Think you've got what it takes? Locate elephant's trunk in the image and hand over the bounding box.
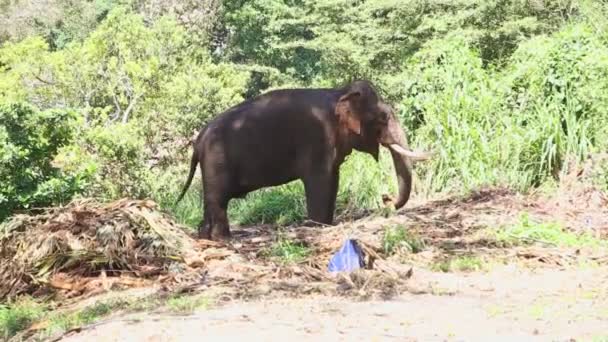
[388,146,413,209]
[382,114,431,209]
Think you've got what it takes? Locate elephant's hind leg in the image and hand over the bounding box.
[208,199,231,241]
[200,152,234,241]
[198,201,212,239]
[201,174,233,241]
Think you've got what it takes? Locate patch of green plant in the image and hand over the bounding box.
[494,212,605,248]
[433,256,486,273]
[0,102,91,222]
[526,300,550,320]
[0,297,47,339]
[229,182,307,226]
[590,336,608,342]
[264,235,311,264]
[0,297,134,339]
[382,225,425,255]
[161,185,203,231]
[166,294,210,314]
[46,298,131,335]
[22,293,213,339]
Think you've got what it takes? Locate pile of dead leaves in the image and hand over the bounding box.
[533,154,608,237]
[0,198,198,301]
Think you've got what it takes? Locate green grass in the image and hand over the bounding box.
[166,190,203,231]
[264,235,312,264]
[590,337,608,342]
[230,182,307,226]
[0,297,47,339]
[382,224,425,255]
[153,171,203,231]
[494,212,605,248]
[0,293,213,339]
[166,294,210,314]
[47,299,129,334]
[433,255,487,273]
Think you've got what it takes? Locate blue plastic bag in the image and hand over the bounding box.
[327,239,365,273]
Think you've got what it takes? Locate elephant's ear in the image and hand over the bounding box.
[335,91,362,135]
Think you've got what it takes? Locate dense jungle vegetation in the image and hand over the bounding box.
[1,0,607,226]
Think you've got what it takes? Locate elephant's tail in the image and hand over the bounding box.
[175,145,199,205]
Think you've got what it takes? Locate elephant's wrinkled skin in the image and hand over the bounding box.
[176,80,432,241]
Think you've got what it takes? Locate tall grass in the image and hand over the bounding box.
[404,21,608,195]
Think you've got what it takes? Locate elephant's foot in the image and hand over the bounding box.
[210,227,232,242]
[302,219,321,227]
[302,218,334,227]
[198,225,231,242]
[198,225,212,240]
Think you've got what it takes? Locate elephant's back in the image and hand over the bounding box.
[208,88,337,184]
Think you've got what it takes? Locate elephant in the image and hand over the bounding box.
[175,80,432,241]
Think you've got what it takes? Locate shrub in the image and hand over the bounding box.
[81,122,152,200]
[0,102,91,221]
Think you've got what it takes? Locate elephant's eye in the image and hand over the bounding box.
[378,111,388,123]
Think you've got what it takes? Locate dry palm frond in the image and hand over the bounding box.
[0,198,197,300]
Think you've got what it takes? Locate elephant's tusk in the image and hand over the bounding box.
[389,144,433,161]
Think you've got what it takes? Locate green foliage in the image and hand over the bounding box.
[0,36,51,103]
[218,0,576,88]
[504,22,608,172]
[494,212,605,248]
[0,298,47,339]
[400,37,506,193]
[230,182,307,226]
[49,300,119,333]
[81,123,151,200]
[265,236,311,264]
[153,59,249,137]
[433,255,487,273]
[403,20,608,194]
[166,294,210,313]
[382,224,425,255]
[0,102,92,221]
[157,181,202,230]
[0,0,117,47]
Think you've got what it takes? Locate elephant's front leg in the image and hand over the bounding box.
[303,168,339,225]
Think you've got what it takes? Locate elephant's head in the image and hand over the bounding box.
[335,80,432,209]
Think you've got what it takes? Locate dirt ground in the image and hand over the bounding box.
[60,265,608,341]
[47,183,608,342]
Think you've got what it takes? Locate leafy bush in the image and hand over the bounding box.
[81,123,152,200]
[503,23,608,179]
[400,37,505,193]
[0,102,91,221]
